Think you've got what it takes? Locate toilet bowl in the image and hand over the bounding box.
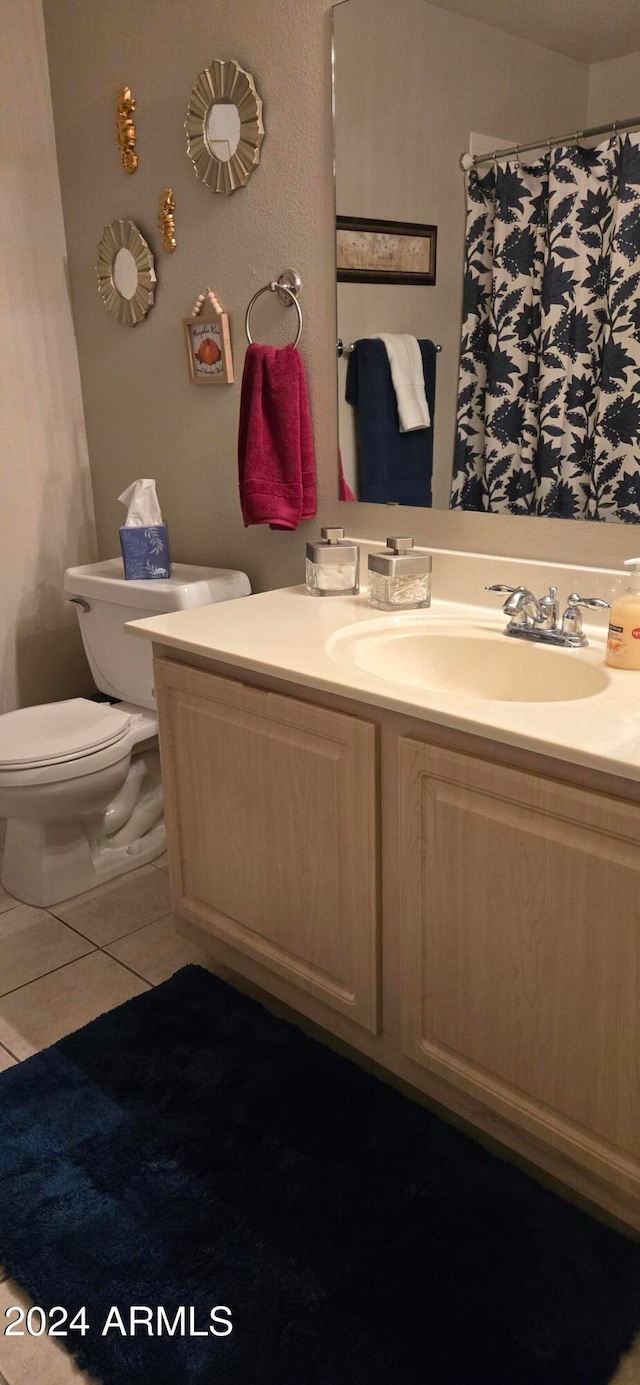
[0,700,162,906]
[0,559,251,907]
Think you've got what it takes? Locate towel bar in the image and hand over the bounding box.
[337,338,442,357]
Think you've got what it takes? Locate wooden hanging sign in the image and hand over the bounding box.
[184,288,234,385]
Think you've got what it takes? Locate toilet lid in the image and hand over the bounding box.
[0,699,132,769]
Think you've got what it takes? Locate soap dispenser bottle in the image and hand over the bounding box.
[305,528,359,596]
[606,558,640,669]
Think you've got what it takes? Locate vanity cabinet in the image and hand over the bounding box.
[153,651,640,1230]
[154,659,379,1032]
[399,737,640,1193]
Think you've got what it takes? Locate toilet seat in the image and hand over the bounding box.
[0,699,132,771]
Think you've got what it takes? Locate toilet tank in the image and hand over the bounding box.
[65,558,251,711]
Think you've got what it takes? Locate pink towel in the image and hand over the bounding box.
[338,449,356,502]
[238,343,317,529]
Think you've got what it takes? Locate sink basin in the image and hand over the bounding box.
[326,619,610,703]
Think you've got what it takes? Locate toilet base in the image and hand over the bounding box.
[1,748,166,908]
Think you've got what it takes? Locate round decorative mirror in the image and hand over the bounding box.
[185,58,264,194]
[96,219,156,326]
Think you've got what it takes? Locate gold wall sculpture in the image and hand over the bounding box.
[158,189,176,252]
[116,85,138,174]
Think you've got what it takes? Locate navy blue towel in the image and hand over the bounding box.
[346,338,436,506]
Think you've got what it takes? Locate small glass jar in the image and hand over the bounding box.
[305,528,359,597]
[367,537,432,611]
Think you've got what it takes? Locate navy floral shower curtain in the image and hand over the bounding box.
[450,134,640,520]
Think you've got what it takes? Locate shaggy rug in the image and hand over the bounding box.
[0,964,638,1384]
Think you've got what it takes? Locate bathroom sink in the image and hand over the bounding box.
[326,619,610,703]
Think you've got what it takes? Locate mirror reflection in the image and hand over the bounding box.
[113,247,138,301]
[333,0,640,522]
[206,99,242,163]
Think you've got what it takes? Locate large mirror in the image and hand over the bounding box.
[333,0,640,522]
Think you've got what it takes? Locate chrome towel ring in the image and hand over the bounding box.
[245,268,303,348]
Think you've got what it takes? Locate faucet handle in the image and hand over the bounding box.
[566,592,611,610]
[561,593,611,642]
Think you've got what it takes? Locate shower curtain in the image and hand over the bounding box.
[450,134,640,520]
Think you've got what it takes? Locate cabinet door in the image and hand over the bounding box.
[155,659,378,1032]
[399,737,640,1191]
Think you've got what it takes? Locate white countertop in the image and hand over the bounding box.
[127,580,640,784]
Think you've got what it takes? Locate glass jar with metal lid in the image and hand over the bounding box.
[305,528,360,596]
[367,537,432,610]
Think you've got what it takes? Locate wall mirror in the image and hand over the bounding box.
[113,247,138,300]
[333,0,640,522]
[186,58,264,195]
[96,219,156,327]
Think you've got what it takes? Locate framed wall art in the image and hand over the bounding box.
[184,288,234,384]
[336,216,437,285]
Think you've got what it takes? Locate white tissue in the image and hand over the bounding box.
[118,479,163,527]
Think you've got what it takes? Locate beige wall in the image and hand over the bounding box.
[587,50,640,124]
[42,0,640,583]
[0,0,97,713]
[42,0,337,595]
[334,0,589,505]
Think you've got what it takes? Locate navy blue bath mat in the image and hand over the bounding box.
[0,965,639,1384]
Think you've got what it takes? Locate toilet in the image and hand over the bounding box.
[0,558,250,908]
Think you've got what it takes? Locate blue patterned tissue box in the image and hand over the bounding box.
[119,525,171,580]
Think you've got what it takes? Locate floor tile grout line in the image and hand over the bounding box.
[97,947,154,989]
[41,904,176,951]
[0,953,157,1065]
[0,947,101,1007]
[0,1042,20,1063]
[1,908,102,958]
[0,902,23,919]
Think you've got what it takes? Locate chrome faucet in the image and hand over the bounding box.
[486,584,610,648]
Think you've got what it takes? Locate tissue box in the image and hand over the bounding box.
[119,525,171,580]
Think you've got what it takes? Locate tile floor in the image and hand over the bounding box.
[0,828,638,1383]
[0,831,211,1383]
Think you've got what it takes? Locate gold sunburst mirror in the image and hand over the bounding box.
[96,219,157,327]
[185,58,264,195]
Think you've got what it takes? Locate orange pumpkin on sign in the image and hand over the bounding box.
[195,336,221,367]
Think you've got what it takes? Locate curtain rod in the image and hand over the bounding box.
[460,113,640,171]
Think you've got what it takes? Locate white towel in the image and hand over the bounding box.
[376,334,431,433]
